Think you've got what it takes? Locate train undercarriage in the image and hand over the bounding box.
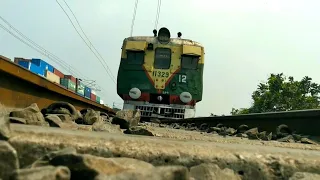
[123,100,196,120]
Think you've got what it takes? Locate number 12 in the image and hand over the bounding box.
[178,75,187,83]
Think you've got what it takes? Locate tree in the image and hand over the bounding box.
[231,73,320,115]
[231,108,250,115]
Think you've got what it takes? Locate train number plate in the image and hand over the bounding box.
[152,71,169,78]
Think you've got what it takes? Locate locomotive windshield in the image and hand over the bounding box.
[154,48,171,69]
[181,55,199,69]
[127,51,144,65]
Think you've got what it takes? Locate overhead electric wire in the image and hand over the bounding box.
[0,23,85,80]
[130,0,139,36]
[0,16,105,91]
[0,22,108,98]
[0,16,86,79]
[55,0,116,84]
[154,0,162,30]
[0,15,111,102]
[61,0,116,81]
[0,24,56,63]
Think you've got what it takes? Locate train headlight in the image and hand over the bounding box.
[129,87,141,99]
[180,92,192,103]
[157,27,171,44]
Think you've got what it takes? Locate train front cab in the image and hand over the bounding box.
[119,28,204,120]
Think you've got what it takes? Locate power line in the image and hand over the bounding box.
[61,0,116,81]
[55,1,115,96]
[0,15,112,104]
[130,0,139,36]
[0,16,85,78]
[55,0,116,84]
[0,24,55,63]
[154,0,162,30]
[0,16,103,91]
[0,22,84,80]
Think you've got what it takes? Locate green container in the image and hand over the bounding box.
[76,81,85,96]
[60,78,76,92]
[96,96,100,103]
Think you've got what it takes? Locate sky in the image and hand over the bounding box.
[1,0,320,117]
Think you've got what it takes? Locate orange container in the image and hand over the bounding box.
[90,93,96,101]
[53,68,64,78]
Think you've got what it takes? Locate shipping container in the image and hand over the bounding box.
[53,68,64,78]
[76,86,84,96]
[14,57,30,64]
[100,100,104,105]
[45,70,60,84]
[84,86,91,98]
[90,93,96,101]
[96,96,100,103]
[77,91,84,97]
[60,78,76,92]
[76,79,85,96]
[17,60,31,69]
[31,58,54,72]
[64,75,76,83]
[75,78,83,89]
[15,59,45,76]
[29,63,45,77]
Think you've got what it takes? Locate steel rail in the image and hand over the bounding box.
[160,109,320,136]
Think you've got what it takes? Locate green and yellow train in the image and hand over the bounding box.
[117,27,204,119]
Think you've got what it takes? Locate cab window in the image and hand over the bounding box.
[181,55,199,69]
[154,48,171,69]
[127,51,144,65]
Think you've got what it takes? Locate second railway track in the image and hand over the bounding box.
[159,109,320,137]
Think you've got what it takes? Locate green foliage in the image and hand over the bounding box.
[230,108,250,115]
[231,73,320,115]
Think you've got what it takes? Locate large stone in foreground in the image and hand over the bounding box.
[190,163,241,180]
[92,121,122,133]
[95,165,189,180]
[10,166,70,180]
[83,109,101,125]
[9,103,48,126]
[0,115,11,140]
[112,109,140,129]
[31,147,77,168]
[289,172,320,180]
[0,141,19,180]
[49,154,154,179]
[8,124,320,180]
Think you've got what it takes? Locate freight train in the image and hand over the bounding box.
[117,27,204,119]
[13,57,104,104]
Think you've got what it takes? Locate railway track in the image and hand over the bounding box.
[160,109,320,137]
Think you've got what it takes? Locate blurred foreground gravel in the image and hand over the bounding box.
[0,102,320,180]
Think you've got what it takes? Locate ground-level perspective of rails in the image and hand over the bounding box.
[2,0,320,178]
[1,26,320,179]
[1,51,320,179]
[1,100,320,180]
